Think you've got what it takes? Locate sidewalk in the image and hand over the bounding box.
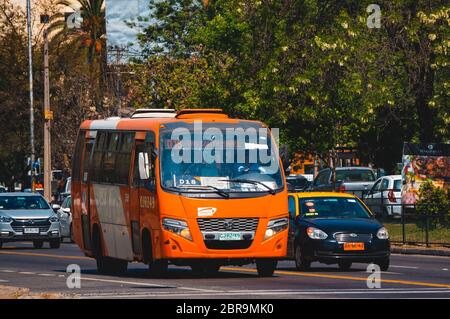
[391,244,450,257]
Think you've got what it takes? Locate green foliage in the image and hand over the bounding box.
[416,180,450,228]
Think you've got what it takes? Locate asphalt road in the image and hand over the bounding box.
[0,241,449,299]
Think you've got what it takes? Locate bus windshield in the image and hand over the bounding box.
[159,122,284,195]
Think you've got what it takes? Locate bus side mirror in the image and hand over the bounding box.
[138,152,150,180]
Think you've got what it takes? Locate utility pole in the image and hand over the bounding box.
[26,0,35,192]
[43,22,52,202]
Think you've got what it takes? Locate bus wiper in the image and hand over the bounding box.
[176,185,230,199]
[220,179,276,195]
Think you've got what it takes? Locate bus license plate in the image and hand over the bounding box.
[218,233,241,241]
[24,228,40,234]
[344,242,364,251]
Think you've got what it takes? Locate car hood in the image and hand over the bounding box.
[0,209,54,219]
[302,217,383,234]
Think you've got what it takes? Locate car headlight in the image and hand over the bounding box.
[377,227,389,239]
[0,215,12,223]
[162,218,192,241]
[306,227,328,240]
[49,216,59,223]
[264,217,288,240]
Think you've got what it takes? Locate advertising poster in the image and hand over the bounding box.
[401,143,450,204]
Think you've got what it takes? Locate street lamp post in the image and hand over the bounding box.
[42,15,52,201]
[26,0,35,191]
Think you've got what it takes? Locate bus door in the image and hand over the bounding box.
[80,131,95,251]
[129,132,157,257]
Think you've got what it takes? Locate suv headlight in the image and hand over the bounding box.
[49,216,59,223]
[162,218,192,241]
[377,227,389,239]
[0,215,12,223]
[306,227,328,240]
[264,217,288,240]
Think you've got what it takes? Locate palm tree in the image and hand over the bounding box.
[48,0,105,65]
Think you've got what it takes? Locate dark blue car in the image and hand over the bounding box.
[287,192,390,271]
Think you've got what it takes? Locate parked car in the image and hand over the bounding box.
[0,186,6,193]
[286,175,310,192]
[287,192,390,271]
[363,175,402,219]
[56,195,72,242]
[310,167,377,198]
[0,193,61,249]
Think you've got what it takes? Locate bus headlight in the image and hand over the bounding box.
[162,218,192,241]
[264,217,288,240]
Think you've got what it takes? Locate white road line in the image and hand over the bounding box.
[178,287,222,293]
[80,277,176,288]
[0,279,9,283]
[443,268,448,271]
[37,273,56,277]
[81,289,450,299]
[18,271,36,275]
[391,265,419,269]
[0,269,16,273]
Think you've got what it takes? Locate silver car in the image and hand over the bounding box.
[363,175,402,218]
[0,193,61,249]
[56,195,72,242]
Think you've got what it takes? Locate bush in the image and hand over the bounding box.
[415,180,450,229]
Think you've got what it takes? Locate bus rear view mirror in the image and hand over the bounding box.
[138,152,150,180]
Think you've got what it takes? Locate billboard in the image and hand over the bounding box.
[105,0,152,63]
[401,143,450,204]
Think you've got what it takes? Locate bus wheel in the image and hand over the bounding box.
[256,259,277,277]
[93,227,127,275]
[142,230,167,275]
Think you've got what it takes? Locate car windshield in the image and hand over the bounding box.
[299,197,372,219]
[336,169,375,182]
[160,122,284,195]
[0,196,50,210]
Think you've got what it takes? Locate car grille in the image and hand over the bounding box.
[334,233,372,242]
[11,218,51,233]
[197,218,259,232]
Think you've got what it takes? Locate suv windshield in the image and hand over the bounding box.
[0,196,50,210]
[336,169,375,182]
[160,122,284,195]
[299,197,372,219]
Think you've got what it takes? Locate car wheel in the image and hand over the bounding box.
[33,240,44,249]
[338,261,352,271]
[256,259,277,277]
[294,245,311,271]
[49,239,61,249]
[376,258,390,271]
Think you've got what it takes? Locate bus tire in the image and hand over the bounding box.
[93,225,127,275]
[142,229,167,275]
[256,259,277,277]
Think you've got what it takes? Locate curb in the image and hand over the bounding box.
[391,246,450,257]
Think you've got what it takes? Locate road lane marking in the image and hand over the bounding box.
[18,272,36,275]
[80,277,176,289]
[80,289,450,298]
[178,287,222,292]
[221,267,450,289]
[0,269,16,273]
[38,273,56,277]
[0,250,92,261]
[0,279,9,283]
[391,265,419,269]
[2,250,448,289]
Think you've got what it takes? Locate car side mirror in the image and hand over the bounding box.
[138,152,150,180]
[52,204,61,212]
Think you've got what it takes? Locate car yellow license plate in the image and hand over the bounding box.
[344,242,364,251]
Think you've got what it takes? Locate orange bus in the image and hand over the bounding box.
[71,109,288,276]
